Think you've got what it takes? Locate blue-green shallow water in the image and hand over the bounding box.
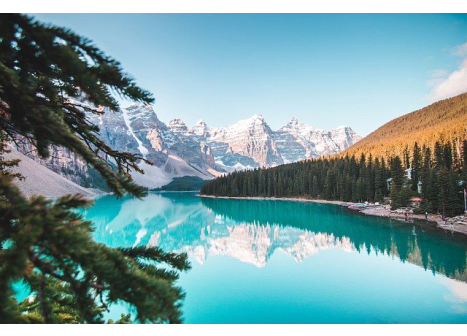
[56,192,467,323]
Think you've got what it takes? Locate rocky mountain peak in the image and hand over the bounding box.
[289,117,299,124]
[227,114,269,133]
[248,114,266,124]
[251,114,264,120]
[168,118,188,133]
[191,119,209,137]
[125,103,155,117]
[280,117,316,134]
[25,102,361,190]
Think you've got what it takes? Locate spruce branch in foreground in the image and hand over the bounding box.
[0,14,191,323]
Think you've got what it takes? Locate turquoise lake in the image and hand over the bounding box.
[81,192,467,323]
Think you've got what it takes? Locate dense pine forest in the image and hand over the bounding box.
[201,139,467,217]
[202,93,467,217]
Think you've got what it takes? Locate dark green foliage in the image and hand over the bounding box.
[392,186,414,209]
[202,155,392,203]
[0,14,152,197]
[411,142,422,192]
[389,156,405,209]
[14,274,106,323]
[202,140,466,217]
[155,176,207,191]
[201,196,467,281]
[0,14,190,323]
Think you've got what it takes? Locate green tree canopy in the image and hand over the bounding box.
[0,14,190,323]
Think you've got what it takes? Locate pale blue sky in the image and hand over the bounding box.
[33,14,467,136]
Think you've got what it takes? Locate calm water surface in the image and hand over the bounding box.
[82,192,467,323]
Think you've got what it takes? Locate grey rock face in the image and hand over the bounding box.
[16,103,361,189]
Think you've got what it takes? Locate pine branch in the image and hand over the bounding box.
[0,14,191,324]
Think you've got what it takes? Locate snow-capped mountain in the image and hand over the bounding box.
[16,103,361,190]
[85,103,219,188]
[201,114,284,170]
[85,103,361,183]
[190,113,361,170]
[274,118,360,163]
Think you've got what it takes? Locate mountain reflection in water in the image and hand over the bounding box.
[85,192,467,283]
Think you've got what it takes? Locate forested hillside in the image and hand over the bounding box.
[201,94,467,216]
[342,93,467,159]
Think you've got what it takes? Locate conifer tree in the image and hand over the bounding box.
[437,167,450,215]
[434,142,445,168]
[374,158,384,202]
[411,142,422,192]
[390,156,405,209]
[200,137,465,216]
[0,14,190,323]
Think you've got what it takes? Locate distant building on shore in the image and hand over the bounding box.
[386,168,422,194]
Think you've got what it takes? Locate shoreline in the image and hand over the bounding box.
[198,195,467,235]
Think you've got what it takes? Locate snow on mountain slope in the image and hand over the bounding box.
[15,101,360,191]
[191,119,208,137]
[5,146,98,198]
[206,114,283,168]
[86,104,221,188]
[191,114,361,168]
[122,107,150,157]
[275,118,362,160]
[168,119,188,133]
[130,162,173,189]
[130,155,214,189]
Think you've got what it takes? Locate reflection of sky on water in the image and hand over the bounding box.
[439,278,467,314]
[86,193,467,279]
[81,192,467,323]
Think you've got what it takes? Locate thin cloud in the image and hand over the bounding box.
[428,42,467,101]
[429,69,448,78]
[427,69,448,88]
[454,42,467,56]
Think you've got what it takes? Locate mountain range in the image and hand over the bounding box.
[12,93,467,197]
[15,102,361,192]
[94,104,360,186]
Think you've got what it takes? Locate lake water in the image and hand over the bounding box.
[81,192,467,323]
